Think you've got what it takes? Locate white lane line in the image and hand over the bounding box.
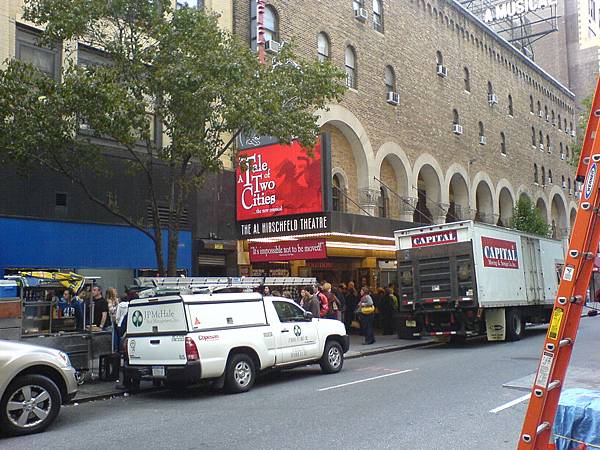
[318,369,414,392]
[489,393,531,414]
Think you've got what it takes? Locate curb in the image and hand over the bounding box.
[346,339,438,359]
[72,340,437,403]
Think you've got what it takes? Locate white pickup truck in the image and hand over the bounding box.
[123,292,349,393]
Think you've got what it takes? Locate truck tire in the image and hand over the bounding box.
[320,340,344,374]
[0,374,62,437]
[506,308,525,341]
[224,353,256,394]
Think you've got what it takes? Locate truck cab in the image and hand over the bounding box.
[124,290,349,393]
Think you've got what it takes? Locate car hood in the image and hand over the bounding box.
[0,339,62,358]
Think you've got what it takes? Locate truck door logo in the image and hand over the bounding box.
[585,163,597,200]
[481,237,519,269]
[294,325,302,336]
[132,310,144,327]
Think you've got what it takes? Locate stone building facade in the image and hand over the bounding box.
[232,0,579,237]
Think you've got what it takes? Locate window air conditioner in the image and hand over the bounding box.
[386,91,400,106]
[437,64,448,78]
[479,135,487,145]
[546,115,550,122]
[547,146,552,154]
[565,127,571,134]
[538,111,544,118]
[539,143,545,151]
[571,130,576,137]
[452,124,463,135]
[354,7,368,21]
[488,93,498,105]
[562,181,567,188]
[560,153,565,160]
[548,177,552,184]
[569,189,573,195]
[265,40,281,54]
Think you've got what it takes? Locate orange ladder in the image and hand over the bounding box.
[518,75,600,448]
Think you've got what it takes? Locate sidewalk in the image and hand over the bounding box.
[72,333,435,403]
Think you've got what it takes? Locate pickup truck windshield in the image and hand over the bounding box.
[273,301,306,322]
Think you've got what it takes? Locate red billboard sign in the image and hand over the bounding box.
[248,239,327,263]
[236,140,323,222]
[481,236,519,269]
[411,230,458,248]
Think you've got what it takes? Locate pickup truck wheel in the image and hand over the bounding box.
[0,374,61,437]
[506,308,525,342]
[225,354,256,394]
[320,341,344,374]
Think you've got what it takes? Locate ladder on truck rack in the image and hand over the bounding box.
[518,76,600,448]
[135,276,318,290]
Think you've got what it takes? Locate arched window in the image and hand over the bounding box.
[548,169,553,184]
[564,118,568,130]
[539,130,544,148]
[530,95,534,113]
[568,177,572,192]
[373,0,383,32]
[378,186,389,218]
[332,174,345,212]
[537,100,542,115]
[317,33,330,62]
[508,94,513,116]
[532,126,536,146]
[558,113,562,130]
[544,105,548,120]
[345,46,357,89]
[452,109,460,125]
[487,81,493,95]
[562,175,565,188]
[560,142,564,159]
[500,132,506,155]
[436,50,444,66]
[566,145,570,158]
[551,110,555,125]
[479,121,485,137]
[264,6,279,43]
[464,67,470,92]
[546,134,551,151]
[384,65,396,93]
[570,121,574,132]
[534,164,539,184]
[541,166,546,185]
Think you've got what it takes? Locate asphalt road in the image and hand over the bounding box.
[4,317,600,450]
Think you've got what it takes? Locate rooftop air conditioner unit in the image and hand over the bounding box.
[437,64,448,78]
[452,124,463,135]
[488,93,498,105]
[265,39,281,54]
[354,7,368,21]
[479,135,487,145]
[386,91,400,106]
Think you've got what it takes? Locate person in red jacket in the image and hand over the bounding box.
[313,285,329,318]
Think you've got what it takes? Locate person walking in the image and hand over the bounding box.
[304,286,321,319]
[91,286,109,330]
[344,281,359,332]
[356,286,375,345]
[322,282,341,320]
[380,287,398,335]
[332,284,346,322]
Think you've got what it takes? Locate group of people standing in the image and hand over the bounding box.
[277,281,399,346]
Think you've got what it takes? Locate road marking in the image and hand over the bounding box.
[489,393,531,414]
[318,369,414,392]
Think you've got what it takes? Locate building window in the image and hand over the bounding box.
[558,114,562,130]
[532,127,536,146]
[564,118,568,130]
[317,32,330,62]
[560,142,564,159]
[534,164,539,184]
[16,25,61,80]
[566,145,570,159]
[373,0,383,32]
[55,192,67,207]
[562,175,565,188]
[551,110,555,125]
[332,174,345,212]
[500,132,507,155]
[537,100,542,115]
[436,50,444,67]
[378,187,389,218]
[464,67,470,92]
[453,109,460,126]
[539,130,544,148]
[508,95,513,116]
[547,134,551,151]
[541,166,546,186]
[548,169,553,184]
[353,0,363,11]
[479,121,485,138]
[568,177,572,191]
[384,65,396,93]
[570,121,574,132]
[530,95,534,113]
[264,5,279,43]
[345,46,357,89]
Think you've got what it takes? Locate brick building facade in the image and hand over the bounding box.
[233,0,579,238]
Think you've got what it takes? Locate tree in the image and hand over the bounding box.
[510,197,551,237]
[571,95,593,166]
[0,0,346,275]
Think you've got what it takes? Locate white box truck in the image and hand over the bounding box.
[394,221,566,342]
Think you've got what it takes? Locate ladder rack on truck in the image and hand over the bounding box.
[517,76,600,448]
[134,277,318,295]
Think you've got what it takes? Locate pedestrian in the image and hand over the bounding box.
[303,286,321,318]
[332,284,346,322]
[316,285,329,318]
[345,281,359,332]
[107,287,119,325]
[58,288,83,330]
[322,282,341,320]
[91,285,109,330]
[380,287,398,335]
[356,286,375,345]
[263,286,272,296]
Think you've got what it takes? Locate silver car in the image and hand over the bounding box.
[0,340,78,436]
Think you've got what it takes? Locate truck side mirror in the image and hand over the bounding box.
[303,311,313,321]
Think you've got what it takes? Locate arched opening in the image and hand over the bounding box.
[536,197,548,224]
[414,164,441,225]
[332,173,346,212]
[570,207,577,231]
[550,194,567,239]
[498,187,514,227]
[475,181,494,224]
[317,32,330,62]
[446,173,469,222]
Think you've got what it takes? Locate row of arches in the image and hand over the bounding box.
[317,104,576,238]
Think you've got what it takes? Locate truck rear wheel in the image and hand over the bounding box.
[224,353,256,394]
[506,308,525,341]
